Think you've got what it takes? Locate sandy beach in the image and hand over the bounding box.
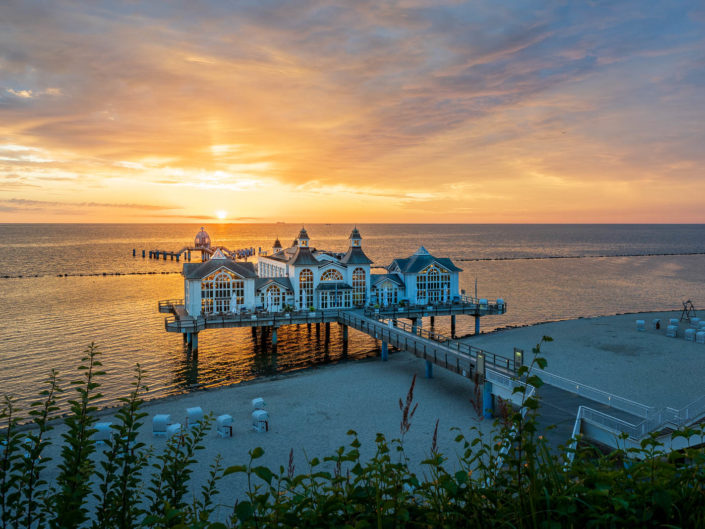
[34,350,495,517]
[464,310,705,409]
[22,309,705,518]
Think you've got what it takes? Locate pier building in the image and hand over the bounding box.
[159,226,508,392]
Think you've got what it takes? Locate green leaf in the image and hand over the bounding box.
[235,500,253,521]
[253,465,275,484]
[250,446,265,459]
[223,465,247,476]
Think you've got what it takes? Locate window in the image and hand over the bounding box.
[262,284,282,311]
[352,268,366,306]
[299,269,314,309]
[320,269,343,281]
[201,269,244,314]
[374,283,397,306]
[416,264,450,304]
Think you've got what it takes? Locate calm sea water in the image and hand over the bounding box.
[1,223,705,410]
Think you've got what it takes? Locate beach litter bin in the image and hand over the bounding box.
[166,423,182,439]
[696,331,705,344]
[636,320,645,331]
[93,422,112,445]
[186,406,204,428]
[685,328,696,342]
[153,414,171,437]
[216,414,233,438]
[666,325,678,338]
[252,397,266,410]
[252,410,269,432]
[652,319,661,330]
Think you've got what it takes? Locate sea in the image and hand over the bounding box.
[2,223,705,411]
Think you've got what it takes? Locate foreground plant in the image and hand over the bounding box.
[51,342,105,529]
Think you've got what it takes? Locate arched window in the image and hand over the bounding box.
[299,269,314,309]
[320,269,343,281]
[416,264,450,304]
[352,268,366,306]
[201,269,244,314]
[262,284,282,311]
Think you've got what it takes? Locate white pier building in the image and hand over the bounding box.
[181,226,465,316]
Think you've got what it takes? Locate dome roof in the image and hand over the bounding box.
[297,227,309,240]
[349,226,362,240]
[273,237,282,249]
[194,227,211,248]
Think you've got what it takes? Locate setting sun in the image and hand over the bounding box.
[215,210,227,220]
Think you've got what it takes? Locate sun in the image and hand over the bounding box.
[215,210,227,220]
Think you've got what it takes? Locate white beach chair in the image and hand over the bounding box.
[685,328,696,342]
[690,317,701,328]
[666,325,678,338]
[636,320,645,331]
[153,414,171,437]
[166,423,182,439]
[186,407,204,429]
[252,410,269,432]
[251,397,266,410]
[216,414,233,438]
[93,422,113,445]
[669,318,679,326]
[699,321,705,331]
[696,331,705,344]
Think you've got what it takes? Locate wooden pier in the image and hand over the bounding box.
[158,297,513,379]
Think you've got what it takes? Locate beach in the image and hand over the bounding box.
[464,310,705,409]
[21,309,705,517]
[35,350,495,517]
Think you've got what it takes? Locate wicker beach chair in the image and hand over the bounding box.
[153,414,171,437]
[186,406,204,429]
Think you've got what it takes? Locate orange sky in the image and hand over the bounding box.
[1,1,704,223]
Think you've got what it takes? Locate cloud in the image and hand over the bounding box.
[0,0,703,221]
[0,198,178,211]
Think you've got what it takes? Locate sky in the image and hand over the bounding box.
[1,1,704,223]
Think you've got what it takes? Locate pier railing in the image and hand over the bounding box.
[164,309,343,332]
[538,370,653,419]
[339,312,518,376]
[364,298,506,318]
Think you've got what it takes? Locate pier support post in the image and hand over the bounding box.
[430,316,435,327]
[451,315,456,337]
[425,360,433,379]
[191,332,199,353]
[251,326,257,339]
[411,318,418,334]
[132,248,136,257]
[142,249,146,258]
[381,341,388,361]
[482,380,494,419]
[342,324,348,344]
[182,332,188,343]
[325,322,330,341]
[474,316,480,335]
[272,327,278,345]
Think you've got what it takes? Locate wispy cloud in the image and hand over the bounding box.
[0,0,703,222]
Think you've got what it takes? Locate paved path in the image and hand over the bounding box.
[534,384,641,453]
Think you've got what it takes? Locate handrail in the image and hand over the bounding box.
[354,312,517,373]
[538,370,653,419]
